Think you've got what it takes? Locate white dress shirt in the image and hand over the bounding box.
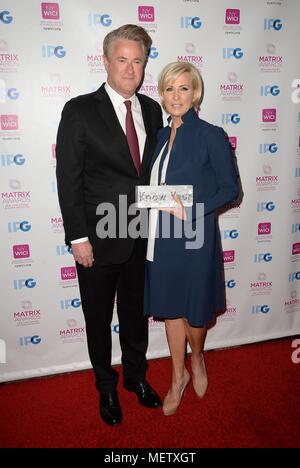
[71,82,146,244]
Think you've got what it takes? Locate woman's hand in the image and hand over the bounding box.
[160,193,187,220]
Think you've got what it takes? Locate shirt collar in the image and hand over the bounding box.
[105,82,138,110]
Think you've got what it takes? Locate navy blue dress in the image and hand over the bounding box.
[144,108,239,327]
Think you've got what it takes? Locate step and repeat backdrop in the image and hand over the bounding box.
[0,0,299,382]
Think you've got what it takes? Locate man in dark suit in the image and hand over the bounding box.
[56,24,163,425]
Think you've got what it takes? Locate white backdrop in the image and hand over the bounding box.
[0,0,299,382]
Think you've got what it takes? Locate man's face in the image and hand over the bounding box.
[103,39,145,99]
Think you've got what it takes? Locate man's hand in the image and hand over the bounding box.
[160,193,187,221]
[71,240,94,268]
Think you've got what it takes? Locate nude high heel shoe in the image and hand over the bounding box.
[192,354,208,398]
[162,370,190,416]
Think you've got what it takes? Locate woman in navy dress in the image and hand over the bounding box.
[144,62,239,416]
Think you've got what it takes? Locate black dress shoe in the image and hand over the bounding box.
[123,379,162,408]
[99,391,122,425]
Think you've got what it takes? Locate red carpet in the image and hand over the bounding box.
[0,336,299,448]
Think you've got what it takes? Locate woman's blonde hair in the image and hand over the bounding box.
[158,62,203,111]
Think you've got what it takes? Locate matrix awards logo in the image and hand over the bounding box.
[0,40,19,73]
[12,243,32,267]
[86,42,106,74]
[256,222,272,242]
[284,290,300,314]
[256,165,278,192]
[219,72,244,101]
[177,43,203,70]
[40,3,63,31]
[224,8,241,34]
[41,73,71,100]
[217,299,237,322]
[140,73,159,100]
[1,180,31,209]
[261,108,277,131]
[13,300,41,326]
[259,44,283,73]
[59,320,85,343]
[0,114,21,140]
[250,272,272,296]
[60,266,77,288]
[290,189,300,212]
[50,215,64,234]
[218,202,240,219]
[297,136,300,156]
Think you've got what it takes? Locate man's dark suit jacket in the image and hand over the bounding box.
[56,84,163,265]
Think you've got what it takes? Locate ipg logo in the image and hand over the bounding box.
[254,253,272,263]
[8,220,31,233]
[252,305,270,314]
[264,19,282,31]
[221,229,239,240]
[20,335,41,346]
[225,279,236,288]
[88,13,112,27]
[148,47,158,59]
[180,17,202,29]
[257,201,275,212]
[259,143,278,155]
[0,10,13,24]
[0,82,19,102]
[260,85,280,97]
[60,298,81,309]
[221,113,240,124]
[289,271,300,282]
[13,278,36,289]
[42,45,66,59]
[292,223,300,233]
[222,48,243,59]
[56,245,72,256]
[0,153,26,166]
[295,168,300,177]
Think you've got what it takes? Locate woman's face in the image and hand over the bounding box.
[161,72,196,120]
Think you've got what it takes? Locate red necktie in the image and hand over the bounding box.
[124,100,141,175]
